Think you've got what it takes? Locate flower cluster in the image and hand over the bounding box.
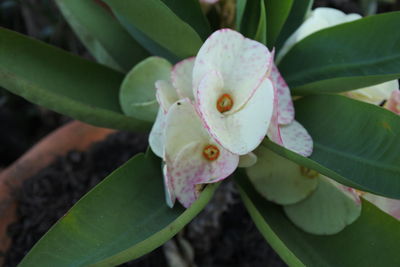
[149,29,313,208]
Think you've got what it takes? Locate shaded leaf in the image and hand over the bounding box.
[265,0,294,49]
[264,94,400,199]
[254,0,267,44]
[103,0,203,59]
[20,152,218,266]
[279,12,400,94]
[236,171,400,267]
[0,28,151,131]
[55,0,149,72]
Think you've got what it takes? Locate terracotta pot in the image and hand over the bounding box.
[0,121,115,261]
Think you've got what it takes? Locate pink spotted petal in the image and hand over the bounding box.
[171,57,195,99]
[197,71,274,155]
[193,29,272,111]
[168,141,239,208]
[280,120,313,157]
[270,63,294,125]
[363,193,400,220]
[155,80,179,113]
[267,77,283,145]
[386,90,400,115]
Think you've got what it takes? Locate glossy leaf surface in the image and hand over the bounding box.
[265,94,400,199]
[55,0,149,72]
[236,172,400,267]
[279,12,400,94]
[103,0,203,59]
[0,28,151,131]
[20,153,218,266]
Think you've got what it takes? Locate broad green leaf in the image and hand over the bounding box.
[160,0,211,40]
[264,94,400,199]
[120,57,172,122]
[116,15,180,63]
[103,0,203,59]
[254,0,267,44]
[284,176,361,235]
[235,172,400,267]
[275,0,313,50]
[0,28,151,131]
[20,152,218,266]
[279,12,400,95]
[55,0,149,72]
[246,146,318,205]
[235,0,248,30]
[265,0,294,49]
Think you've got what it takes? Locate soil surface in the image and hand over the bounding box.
[4,131,286,267]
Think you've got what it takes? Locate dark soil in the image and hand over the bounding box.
[4,131,286,267]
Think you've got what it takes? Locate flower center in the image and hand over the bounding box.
[203,145,220,161]
[216,94,233,113]
[299,166,319,179]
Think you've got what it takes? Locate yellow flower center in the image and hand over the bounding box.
[216,94,233,113]
[203,145,220,161]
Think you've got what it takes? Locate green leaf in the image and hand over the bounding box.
[239,0,262,39]
[246,146,318,205]
[55,0,149,72]
[236,172,400,267]
[20,152,218,266]
[265,0,294,49]
[103,0,203,59]
[264,94,400,199]
[0,28,151,131]
[253,0,267,44]
[235,0,248,30]
[284,176,361,235]
[275,0,313,51]
[279,12,400,95]
[160,0,211,40]
[120,57,172,122]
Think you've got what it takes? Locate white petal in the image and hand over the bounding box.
[266,77,283,145]
[149,108,167,158]
[155,80,179,113]
[277,7,361,62]
[238,152,258,168]
[280,120,313,157]
[363,193,400,220]
[346,80,399,105]
[193,29,272,110]
[270,64,294,125]
[171,57,195,99]
[163,163,175,207]
[168,141,239,208]
[386,89,400,115]
[164,99,209,160]
[197,71,274,155]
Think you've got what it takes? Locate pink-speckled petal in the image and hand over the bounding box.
[267,77,283,145]
[193,29,272,110]
[149,108,167,158]
[280,120,313,157]
[363,193,400,220]
[155,80,179,113]
[270,64,294,125]
[171,57,195,99]
[386,90,400,115]
[169,141,239,208]
[164,99,210,161]
[197,71,274,155]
